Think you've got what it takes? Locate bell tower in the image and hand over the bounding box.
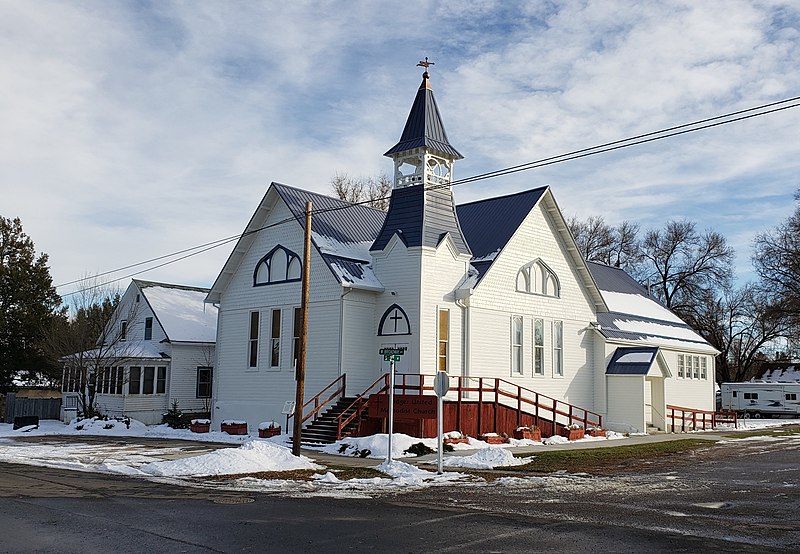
[384,58,463,189]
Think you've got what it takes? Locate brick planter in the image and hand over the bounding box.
[587,429,606,437]
[221,422,248,435]
[513,428,542,441]
[478,434,509,445]
[560,428,585,441]
[258,426,281,438]
[189,422,210,433]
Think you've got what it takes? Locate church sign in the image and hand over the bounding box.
[368,394,437,419]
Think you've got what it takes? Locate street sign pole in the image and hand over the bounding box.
[433,371,450,475]
[387,358,395,465]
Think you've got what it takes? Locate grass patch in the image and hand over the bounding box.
[507,439,716,474]
[197,465,385,483]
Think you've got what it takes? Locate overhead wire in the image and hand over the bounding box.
[57,95,800,298]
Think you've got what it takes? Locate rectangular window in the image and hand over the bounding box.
[438,309,449,372]
[156,366,166,394]
[144,317,153,340]
[129,367,141,394]
[744,392,759,400]
[120,320,127,341]
[197,367,213,398]
[511,316,523,375]
[552,321,563,377]
[96,368,104,395]
[102,367,111,394]
[293,307,302,369]
[249,311,259,368]
[109,367,117,395]
[786,393,797,401]
[700,357,707,380]
[116,367,124,394]
[270,308,281,368]
[677,355,685,378]
[142,366,155,394]
[692,356,700,379]
[534,319,544,376]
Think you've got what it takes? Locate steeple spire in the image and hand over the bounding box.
[384,58,462,189]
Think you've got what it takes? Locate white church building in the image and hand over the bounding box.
[206,67,718,437]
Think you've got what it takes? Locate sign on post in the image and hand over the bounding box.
[433,371,449,475]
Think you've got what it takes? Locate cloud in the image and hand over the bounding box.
[1,0,798,295]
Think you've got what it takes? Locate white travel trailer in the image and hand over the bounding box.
[720,382,800,418]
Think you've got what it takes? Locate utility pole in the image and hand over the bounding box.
[292,200,312,456]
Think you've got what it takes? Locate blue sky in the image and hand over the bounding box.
[1,1,799,297]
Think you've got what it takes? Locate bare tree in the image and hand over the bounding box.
[640,219,734,317]
[567,216,642,271]
[753,190,800,333]
[46,277,140,418]
[685,286,792,382]
[330,172,392,211]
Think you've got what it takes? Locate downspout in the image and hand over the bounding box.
[338,286,353,379]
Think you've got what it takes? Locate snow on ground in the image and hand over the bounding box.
[442,446,525,469]
[139,440,319,477]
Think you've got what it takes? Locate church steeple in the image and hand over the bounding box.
[384,59,463,189]
[371,60,471,256]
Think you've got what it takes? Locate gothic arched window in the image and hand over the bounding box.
[516,259,560,298]
[253,245,302,287]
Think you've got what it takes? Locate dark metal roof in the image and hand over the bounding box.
[384,73,462,159]
[597,311,709,346]
[456,187,548,260]
[606,346,659,375]
[370,185,470,255]
[587,261,650,296]
[273,183,386,245]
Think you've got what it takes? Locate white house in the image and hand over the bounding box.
[206,67,717,435]
[62,280,217,424]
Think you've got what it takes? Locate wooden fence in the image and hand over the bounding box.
[4,393,62,422]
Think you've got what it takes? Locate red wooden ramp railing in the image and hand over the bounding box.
[334,372,602,440]
[286,374,346,431]
[336,373,390,440]
[667,404,737,432]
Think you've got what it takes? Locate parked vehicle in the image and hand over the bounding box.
[720,382,800,418]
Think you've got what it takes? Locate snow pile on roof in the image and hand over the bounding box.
[141,284,217,342]
[68,340,168,361]
[611,318,707,343]
[312,233,373,261]
[139,440,319,477]
[326,256,384,290]
[442,446,525,469]
[602,291,684,323]
[761,365,800,382]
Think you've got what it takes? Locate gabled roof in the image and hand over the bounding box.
[206,184,388,302]
[587,262,718,354]
[384,72,462,160]
[606,346,658,375]
[134,280,217,343]
[457,187,548,260]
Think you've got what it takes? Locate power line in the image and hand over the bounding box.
[58,95,800,298]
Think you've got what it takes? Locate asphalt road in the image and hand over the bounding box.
[1,434,798,553]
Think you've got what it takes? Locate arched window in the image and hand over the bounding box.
[516,259,560,298]
[253,245,302,287]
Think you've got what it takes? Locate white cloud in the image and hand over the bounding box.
[0,0,798,296]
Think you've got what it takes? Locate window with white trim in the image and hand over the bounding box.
[511,316,523,375]
[197,367,213,398]
[534,318,544,376]
[700,357,707,380]
[677,355,685,378]
[552,321,563,377]
[438,309,449,372]
[144,317,153,341]
[270,308,281,368]
[677,354,707,380]
[248,311,259,368]
[129,367,141,394]
[516,260,560,297]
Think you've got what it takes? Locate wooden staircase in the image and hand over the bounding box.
[300,396,360,443]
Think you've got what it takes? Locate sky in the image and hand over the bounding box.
[1,0,799,300]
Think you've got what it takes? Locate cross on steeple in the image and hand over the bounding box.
[417,57,434,72]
